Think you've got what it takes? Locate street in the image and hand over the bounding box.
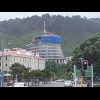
[32,81,65,87]
[31,81,87,87]
[4,81,87,87]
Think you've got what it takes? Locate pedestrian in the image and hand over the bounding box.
[87,80,91,87]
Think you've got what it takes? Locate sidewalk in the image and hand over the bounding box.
[76,84,87,87]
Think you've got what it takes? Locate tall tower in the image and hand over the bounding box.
[26,22,64,64]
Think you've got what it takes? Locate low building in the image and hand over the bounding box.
[0,48,45,72]
[64,56,73,64]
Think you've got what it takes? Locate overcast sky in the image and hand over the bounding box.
[0,12,100,21]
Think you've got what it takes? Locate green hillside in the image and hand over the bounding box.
[0,14,100,56]
[0,31,93,56]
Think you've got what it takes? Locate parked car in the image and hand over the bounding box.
[64,80,73,87]
[71,80,75,84]
[96,78,100,81]
[9,82,28,87]
[56,79,65,82]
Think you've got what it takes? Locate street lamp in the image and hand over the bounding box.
[0,38,4,87]
[0,39,11,87]
[1,39,4,73]
[37,53,40,84]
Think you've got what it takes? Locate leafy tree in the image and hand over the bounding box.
[10,63,30,81]
[73,32,100,78]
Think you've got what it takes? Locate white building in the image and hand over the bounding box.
[64,56,73,64]
[0,48,45,72]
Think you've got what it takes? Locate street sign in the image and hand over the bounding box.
[76,66,92,77]
[74,65,93,87]
[85,66,92,77]
[76,69,81,77]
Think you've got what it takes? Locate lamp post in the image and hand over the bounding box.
[38,56,39,71]
[37,54,40,86]
[0,38,4,87]
[0,39,11,87]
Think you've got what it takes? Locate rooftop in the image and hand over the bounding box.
[0,49,43,59]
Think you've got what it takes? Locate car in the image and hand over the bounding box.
[64,80,73,87]
[71,80,75,84]
[96,78,100,81]
[56,79,65,82]
[9,82,28,87]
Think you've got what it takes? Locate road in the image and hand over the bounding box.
[4,81,87,87]
[31,81,87,87]
[31,81,73,87]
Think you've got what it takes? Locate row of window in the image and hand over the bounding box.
[0,63,7,66]
[0,57,36,62]
[0,60,44,67]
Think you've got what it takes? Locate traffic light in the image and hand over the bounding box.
[82,60,88,70]
[77,60,82,69]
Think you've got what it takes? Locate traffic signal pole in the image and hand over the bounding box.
[80,73,83,87]
[74,65,77,87]
[91,64,93,87]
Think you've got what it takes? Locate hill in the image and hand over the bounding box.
[0,14,100,56]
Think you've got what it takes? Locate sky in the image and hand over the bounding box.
[0,12,100,21]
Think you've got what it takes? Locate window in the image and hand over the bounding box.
[6,57,7,60]
[6,64,7,66]
[0,63,1,66]
[0,57,1,60]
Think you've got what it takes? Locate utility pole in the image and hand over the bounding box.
[91,64,93,87]
[37,53,40,85]
[80,73,83,87]
[80,62,83,87]
[1,39,4,72]
[74,65,77,87]
[50,60,51,71]
[1,38,4,87]
[38,56,39,70]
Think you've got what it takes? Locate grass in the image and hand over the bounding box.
[93,82,100,87]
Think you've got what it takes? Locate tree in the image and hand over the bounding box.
[73,32,100,79]
[10,63,30,81]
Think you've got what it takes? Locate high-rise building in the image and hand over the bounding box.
[26,33,64,64]
[26,21,65,64]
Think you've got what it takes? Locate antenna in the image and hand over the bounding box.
[23,12,25,19]
[44,21,46,33]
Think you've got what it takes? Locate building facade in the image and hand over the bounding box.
[26,32,65,64]
[64,56,73,64]
[0,48,45,72]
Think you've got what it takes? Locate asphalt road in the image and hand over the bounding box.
[32,81,67,87]
[5,81,87,87]
[31,81,87,87]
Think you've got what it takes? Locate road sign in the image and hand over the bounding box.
[76,66,92,77]
[74,65,93,87]
[76,69,81,77]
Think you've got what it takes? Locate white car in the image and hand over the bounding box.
[56,79,65,82]
[64,80,73,87]
[9,82,28,87]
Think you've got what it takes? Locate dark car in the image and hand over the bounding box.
[96,78,100,81]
